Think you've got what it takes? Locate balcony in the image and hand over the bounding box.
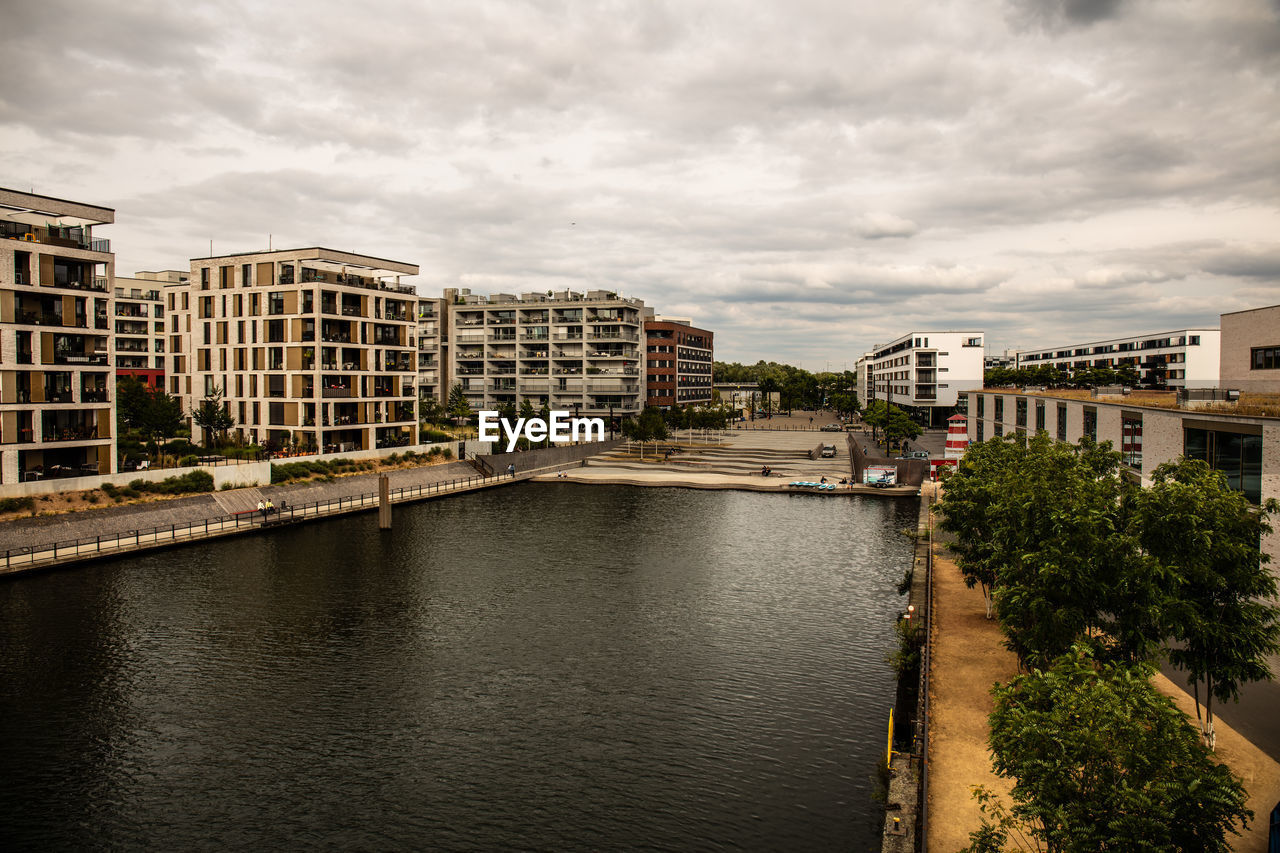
[322,387,354,398]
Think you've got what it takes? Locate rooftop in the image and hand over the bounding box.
[979,386,1280,419]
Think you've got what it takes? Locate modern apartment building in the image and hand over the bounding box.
[1014,329,1220,388]
[171,248,419,454]
[1220,304,1280,393]
[448,288,646,417]
[865,331,985,426]
[417,295,449,408]
[964,388,1279,565]
[114,271,179,388]
[644,313,714,409]
[0,188,115,482]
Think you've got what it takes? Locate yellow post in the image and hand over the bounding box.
[886,707,895,768]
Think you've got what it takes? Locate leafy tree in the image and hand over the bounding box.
[622,406,669,459]
[518,398,537,421]
[419,396,445,425]
[138,386,185,441]
[1134,458,1280,748]
[191,387,235,447]
[446,383,472,421]
[115,376,151,432]
[938,436,1027,618]
[963,646,1251,853]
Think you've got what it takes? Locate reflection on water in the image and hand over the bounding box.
[1,484,916,851]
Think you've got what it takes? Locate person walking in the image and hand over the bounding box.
[507,463,516,476]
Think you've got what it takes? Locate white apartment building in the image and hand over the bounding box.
[170,248,419,454]
[449,288,646,417]
[416,295,448,407]
[114,271,178,388]
[1014,329,1220,388]
[0,188,115,482]
[865,331,985,426]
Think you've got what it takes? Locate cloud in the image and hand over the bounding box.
[3,0,1278,368]
[853,213,919,240]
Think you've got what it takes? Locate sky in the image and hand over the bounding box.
[3,0,1278,370]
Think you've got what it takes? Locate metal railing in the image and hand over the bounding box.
[2,470,518,573]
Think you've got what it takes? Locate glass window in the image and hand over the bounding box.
[1015,398,1027,429]
[1057,404,1067,442]
[994,396,1004,422]
[977,395,985,418]
[1183,426,1262,504]
[1035,400,1046,433]
[1121,413,1142,469]
[976,421,984,442]
[1083,407,1097,442]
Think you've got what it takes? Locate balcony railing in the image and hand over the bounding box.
[322,387,353,398]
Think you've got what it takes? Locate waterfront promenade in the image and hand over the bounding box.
[924,481,1280,852]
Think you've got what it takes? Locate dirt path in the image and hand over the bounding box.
[926,480,1280,851]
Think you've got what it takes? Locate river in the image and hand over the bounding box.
[1,483,916,851]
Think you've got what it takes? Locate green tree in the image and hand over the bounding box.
[419,396,445,426]
[191,387,235,447]
[115,376,150,432]
[446,383,472,421]
[622,406,669,459]
[138,386,185,441]
[1134,458,1280,749]
[963,646,1251,853]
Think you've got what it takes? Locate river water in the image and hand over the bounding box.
[1,483,916,851]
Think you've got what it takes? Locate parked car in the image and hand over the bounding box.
[820,423,844,431]
[820,444,837,458]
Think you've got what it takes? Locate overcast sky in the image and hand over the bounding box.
[3,0,1278,369]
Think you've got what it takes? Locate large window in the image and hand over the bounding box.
[1251,346,1280,370]
[1083,407,1097,442]
[977,395,985,419]
[994,396,1004,423]
[1121,413,1142,469]
[1057,403,1067,442]
[1184,425,1262,504]
[1015,398,1027,430]
[1035,400,1046,433]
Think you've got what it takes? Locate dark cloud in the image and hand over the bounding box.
[3,0,1278,367]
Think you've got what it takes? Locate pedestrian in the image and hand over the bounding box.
[257,499,265,520]
[265,498,275,515]
[507,463,515,476]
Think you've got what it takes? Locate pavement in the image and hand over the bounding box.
[0,460,478,553]
[534,423,919,496]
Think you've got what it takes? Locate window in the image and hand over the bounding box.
[977,395,985,419]
[241,263,251,287]
[1251,347,1280,370]
[1035,400,1045,433]
[1083,407,1097,442]
[994,396,1004,422]
[1121,413,1142,469]
[976,420,984,442]
[1015,398,1027,430]
[1185,426,1262,504]
[1056,403,1067,442]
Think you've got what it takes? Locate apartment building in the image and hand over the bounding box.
[964,388,1279,565]
[1014,329,1220,388]
[865,331,985,427]
[171,248,419,454]
[1220,304,1280,393]
[449,288,646,417]
[114,271,180,388]
[0,188,115,482]
[417,295,449,407]
[644,313,714,409]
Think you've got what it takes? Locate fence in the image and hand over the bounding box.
[2,469,517,574]
[917,488,935,849]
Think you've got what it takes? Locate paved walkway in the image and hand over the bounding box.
[0,460,480,567]
[925,482,1280,852]
[534,430,919,496]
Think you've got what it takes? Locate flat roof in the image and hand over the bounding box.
[1220,304,1280,317]
[190,246,418,276]
[0,187,115,226]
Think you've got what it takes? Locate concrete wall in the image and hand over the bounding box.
[477,439,623,473]
[0,459,273,498]
[1221,305,1280,393]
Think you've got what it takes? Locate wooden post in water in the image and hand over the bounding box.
[378,474,391,529]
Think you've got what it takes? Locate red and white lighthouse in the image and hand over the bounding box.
[944,414,969,460]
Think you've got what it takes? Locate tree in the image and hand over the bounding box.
[963,646,1251,853]
[419,396,445,426]
[115,376,150,432]
[622,406,669,459]
[191,387,235,447]
[137,386,185,441]
[1134,459,1280,748]
[446,383,472,421]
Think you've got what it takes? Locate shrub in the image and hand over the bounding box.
[420,428,454,444]
[101,483,118,497]
[0,496,35,513]
[440,449,453,460]
[387,453,400,464]
[179,454,200,467]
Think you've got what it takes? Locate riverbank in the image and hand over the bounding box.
[924,481,1280,852]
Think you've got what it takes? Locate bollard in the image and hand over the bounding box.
[378,474,391,529]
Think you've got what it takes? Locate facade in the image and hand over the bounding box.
[1220,304,1280,393]
[0,188,116,482]
[643,313,714,409]
[114,271,178,388]
[448,288,646,417]
[866,331,985,427]
[416,295,449,408]
[171,248,419,453]
[964,389,1280,565]
[1014,329,1220,388]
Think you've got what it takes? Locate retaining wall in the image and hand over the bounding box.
[476,439,623,473]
